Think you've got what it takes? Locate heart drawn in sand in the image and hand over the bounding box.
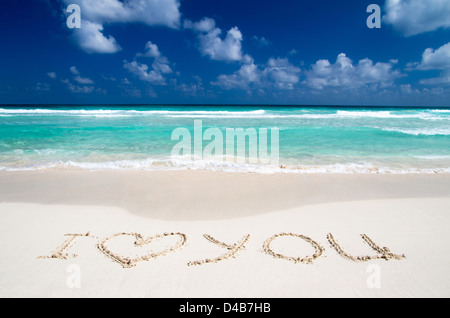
[97,232,188,268]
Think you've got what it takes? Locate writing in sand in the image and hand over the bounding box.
[38,231,406,268]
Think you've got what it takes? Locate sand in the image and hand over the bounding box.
[0,170,449,297]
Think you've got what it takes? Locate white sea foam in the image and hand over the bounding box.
[381,127,450,136]
[1,108,449,121]
[413,155,450,160]
[64,158,161,170]
[148,110,266,116]
[0,108,266,117]
[337,111,394,118]
[0,108,123,115]
[1,158,449,174]
[333,111,441,120]
[171,111,446,120]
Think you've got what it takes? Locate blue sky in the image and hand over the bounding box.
[1,0,450,106]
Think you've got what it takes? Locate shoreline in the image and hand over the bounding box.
[1,170,450,220]
[2,163,450,175]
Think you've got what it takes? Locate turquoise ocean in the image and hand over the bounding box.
[1,106,449,174]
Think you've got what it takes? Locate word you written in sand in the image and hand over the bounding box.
[38,231,406,268]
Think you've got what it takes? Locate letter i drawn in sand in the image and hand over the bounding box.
[38,232,93,260]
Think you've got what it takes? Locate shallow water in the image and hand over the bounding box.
[1,106,449,173]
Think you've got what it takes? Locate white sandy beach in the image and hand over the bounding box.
[0,170,449,297]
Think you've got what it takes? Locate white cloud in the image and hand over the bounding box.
[212,55,300,90]
[213,57,260,89]
[62,79,95,94]
[185,17,244,62]
[152,57,173,75]
[124,42,173,84]
[66,0,181,27]
[253,36,270,47]
[184,17,216,33]
[412,42,450,86]
[136,41,173,75]
[120,77,142,97]
[400,84,420,94]
[383,0,450,36]
[70,85,95,93]
[400,84,413,94]
[63,0,181,53]
[69,66,94,84]
[74,21,122,54]
[137,41,161,58]
[69,66,80,75]
[47,72,57,79]
[420,70,450,86]
[61,66,98,93]
[399,84,450,97]
[418,42,450,70]
[123,60,165,84]
[175,76,206,96]
[264,58,301,90]
[74,75,94,85]
[33,82,50,92]
[304,53,401,90]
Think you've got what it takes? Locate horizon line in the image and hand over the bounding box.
[1,104,450,109]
